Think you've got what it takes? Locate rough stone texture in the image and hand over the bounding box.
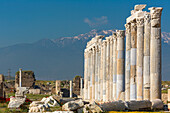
[100,100,126,111]
[0,74,5,98]
[29,88,41,94]
[151,99,164,110]
[73,76,83,97]
[126,100,152,111]
[149,7,163,101]
[168,89,170,110]
[8,96,26,108]
[83,102,103,113]
[15,70,36,88]
[62,99,84,111]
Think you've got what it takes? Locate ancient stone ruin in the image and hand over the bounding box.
[0,74,5,98]
[15,69,36,88]
[83,4,163,103]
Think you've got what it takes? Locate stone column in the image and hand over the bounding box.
[102,40,107,102]
[168,89,170,110]
[88,50,91,100]
[100,42,104,101]
[84,51,88,100]
[19,68,22,87]
[110,36,114,101]
[98,40,102,101]
[80,78,83,97]
[95,46,98,100]
[143,13,151,100]
[106,37,110,102]
[116,30,125,101]
[136,17,144,100]
[70,80,73,98]
[92,47,96,101]
[113,33,117,100]
[125,23,131,101]
[90,49,93,101]
[56,80,61,95]
[149,7,163,101]
[130,21,137,100]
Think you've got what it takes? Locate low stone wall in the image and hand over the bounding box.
[29,89,41,94]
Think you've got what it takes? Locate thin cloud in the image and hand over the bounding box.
[84,16,108,27]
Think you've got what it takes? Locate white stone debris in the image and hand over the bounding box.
[29,96,60,112]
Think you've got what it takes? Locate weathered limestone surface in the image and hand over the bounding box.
[168,89,170,110]
[143,13,151,100]
[113,33,117,100]
[130,21,137,100]
[151,99,164,110]
[70,81,73,98]
[116,30,125,101]
[126,100,152,111]
[100,100,126,111]
[106,36,110,102]
[0,74,5,98]
[136,17,144,100]
[15,70,36,88]
[149,7,163,101]
[125,23,131,101]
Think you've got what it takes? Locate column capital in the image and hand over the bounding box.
[125,23,131,33]
[116,30,125,39]
[148,7,163,27]
[112,33,117,39]
[144,13,151,25]
[131,22,137,31]
[136,17,144,27]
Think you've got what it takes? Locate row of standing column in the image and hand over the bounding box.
[125,7,163,101]
[84,31,125,102]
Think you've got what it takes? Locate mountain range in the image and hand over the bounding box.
[0,29,169,81]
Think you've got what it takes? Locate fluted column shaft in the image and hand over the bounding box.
[95,46,98,100]
[125,23,131,101]
[92,47,96,101]
[136,17,144,100]
[84,51,88,100]
[116,30,125,101]
[110,37,113,101]
[102,40,107,102]
[106,37,110,102]
[70,80,73,98]
[149,7,163,101]
[143,13,151,100]
[100,43,103,101]
[90,49,92,101]
[113,34,117,100]
[130,22,137,100]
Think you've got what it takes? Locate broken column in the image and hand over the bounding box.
[113,33,117,100]
[70,80,73,98]
[0,74,5,98]
[136,17,144,100]
[149,7,163,101]
[130,21,137,100]
[125,23,131,101]
[116,30,125,101]
[143,13,151,100]
[168,89,170,110]
[19,68,22,87]
[56,80,61,96]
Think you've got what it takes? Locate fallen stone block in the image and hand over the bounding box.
[126,100,152,111]
[151,99,164,110]
[99,100,125,111]
[83,102,103,113]
[8,96,26,108]
[62,99,84,111]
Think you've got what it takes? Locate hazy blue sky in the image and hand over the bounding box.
[0,0,169,47]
